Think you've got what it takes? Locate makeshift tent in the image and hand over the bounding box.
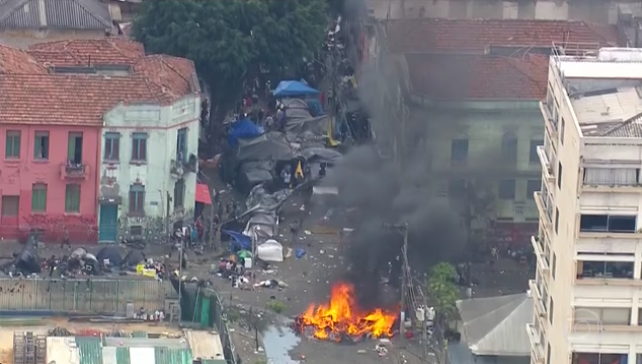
[456,293,532,357]
[257,239,284,262]
[221,132,293,184]
[96,246,123,266]
[223,230,252,251]
[228,119,264,146]
[237,161,275,194]
[273,80,319,98]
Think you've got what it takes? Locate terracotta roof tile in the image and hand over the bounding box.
[0,39,198,126]
[387,19,619,53]
[405,53,549,100]
[0,74,164,126]
[0,45,47,74]
[28,38,145,65]
[134,55,195,100]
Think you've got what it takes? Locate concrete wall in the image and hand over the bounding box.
[367,0,628,24]
[0,124,100,242]
[100,96,200,240]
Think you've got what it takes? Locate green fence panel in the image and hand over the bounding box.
[76,337,104,364]
[115,347,131,364]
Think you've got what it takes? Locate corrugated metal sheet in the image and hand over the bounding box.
[102,346,118,364]
[130,347,155,364]
[76,336,104,364]
[0,278,175,314]
[115,347,131,364]
[0,0,111,29]
[154,348,192,364]
[131,331,148,338]
[104,338,187,349]
[46,337,80,364]
[186,330,224,360]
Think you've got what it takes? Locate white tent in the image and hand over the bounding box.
[456,293,532,357]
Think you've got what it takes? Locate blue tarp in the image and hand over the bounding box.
[228,119,264,146]
[223,230,252,251]
[273,80,319,98]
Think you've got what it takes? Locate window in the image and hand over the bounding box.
[67,132,83,164]
[577,259,634,279]
[580,214,637,233]
[129,184,145,215]
[529,139,543,163]
[176,127,188,162]
[549,298,554,324]
[574,354,629,364]
[552,253,556,279]
[498,179,516,199]
[501,132,518,162]
[31,184,47,212]
[131,133,147,162]
[1,196,19,216]
[557,162,562,189]
[575,307,630,326]
[555,207,559,234]
[450,138,468,162]
[104,132,119,161]
[174,179,185,210]
[34,131,49,160]
[5,130,20,158]
[583,168,639,186]
[560,118,565,145]
[64,184,80,213]
[526,180,540,200]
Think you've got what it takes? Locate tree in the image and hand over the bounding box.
[133,0,327,129]
[427,262,459,323]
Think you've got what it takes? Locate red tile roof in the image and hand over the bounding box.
[387,19,619,53]
[0,45,47,74]
[28,38,145,65]
[0,39,198,126]
[0,74,166,126]
[405,53,549,100]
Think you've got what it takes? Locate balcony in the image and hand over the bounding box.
[536,146,555,184]
[526,324,545,363]
[575,260,637,286]
[539,101,558,138]
[572,308,642,333]
[529,279,547,319]
[581,167,642,193]
[534,192,553,227]
[531,236,550,272]
[578,214,641,239]
[60,163,87,179]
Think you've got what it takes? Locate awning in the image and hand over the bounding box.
[195,183,212,204]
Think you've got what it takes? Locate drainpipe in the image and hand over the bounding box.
[94,127,101,240]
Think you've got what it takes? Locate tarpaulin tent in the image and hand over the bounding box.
[273,80,319,98]
[223,230,252,251]
[228,119,264,146]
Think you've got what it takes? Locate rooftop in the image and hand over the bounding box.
[0,0,112,31]
[386,19,619,54]
[554,47,642,138]
[0,39,198,126]
[406,53,549,100]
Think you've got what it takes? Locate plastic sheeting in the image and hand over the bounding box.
[240,184,292,239]
[223,230,252,251]
[257,239,284,262]
[228,118,264,147]
[273,80,319,97]
[296,147,343,164]
[234,132,293,162]
[96,247,123,266]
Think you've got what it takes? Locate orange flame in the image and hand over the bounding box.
[297,282,397,341]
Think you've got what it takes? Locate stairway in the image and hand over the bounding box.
[13,332,25,364]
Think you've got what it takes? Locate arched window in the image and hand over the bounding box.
[501,132,518,162]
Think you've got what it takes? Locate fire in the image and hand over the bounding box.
[296,282,397,341]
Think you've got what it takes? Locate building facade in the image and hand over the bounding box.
[530,46,642,364]
[99,97,200,243]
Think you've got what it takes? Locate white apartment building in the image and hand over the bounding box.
[530,46,642,364]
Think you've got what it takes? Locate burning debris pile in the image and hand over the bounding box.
[295,282,397,343]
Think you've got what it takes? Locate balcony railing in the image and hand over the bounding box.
[526,323,545,363]
[60,163,87,179]
[534,192,553,227]
[531,236,550,273]
[537,146,555,183]
[539,101,558,133]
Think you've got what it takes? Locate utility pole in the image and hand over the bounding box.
[208,188,216,250]
[166,191,173,245]
[399,222,408,340]
[421,288,429,359]
[464,182,474,296]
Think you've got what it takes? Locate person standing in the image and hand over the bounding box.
[60,227,71,249]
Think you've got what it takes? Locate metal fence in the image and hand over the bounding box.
[181,287,237,364]
[0,278,177,314]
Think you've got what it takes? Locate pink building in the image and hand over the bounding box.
[0,39,198,244]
